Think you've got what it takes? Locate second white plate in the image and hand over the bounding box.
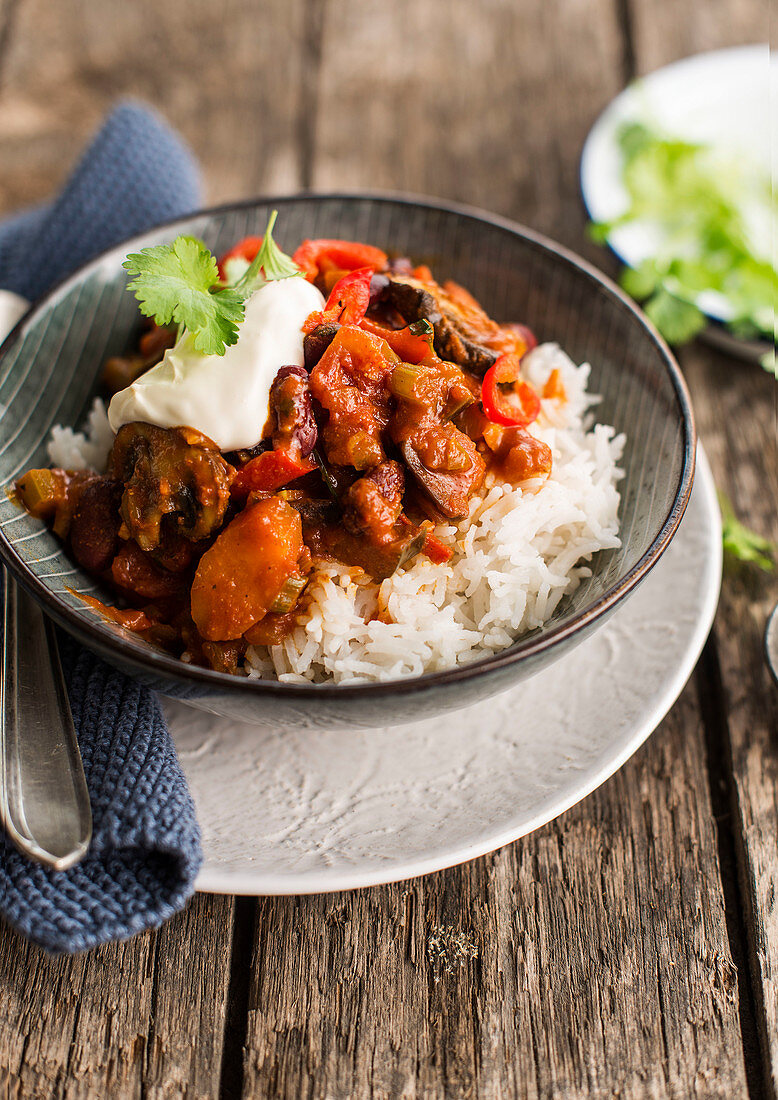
[580,44,774,360]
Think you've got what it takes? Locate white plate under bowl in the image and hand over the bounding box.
[166,447,721,896]
[580,44,774,359]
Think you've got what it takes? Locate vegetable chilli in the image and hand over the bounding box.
[16,218,576,678]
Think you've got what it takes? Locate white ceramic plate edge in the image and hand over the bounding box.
[191,447,721,896]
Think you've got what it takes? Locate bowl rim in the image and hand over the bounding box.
[0,189,696,699]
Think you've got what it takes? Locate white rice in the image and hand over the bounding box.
[48,397,115,471]
[48,344,624,685]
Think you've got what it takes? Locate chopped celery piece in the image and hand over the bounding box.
[269,574,308,614]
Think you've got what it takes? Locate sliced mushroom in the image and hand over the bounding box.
[400,424,485,519]
[107,422,233,551]
[384,277,498,376]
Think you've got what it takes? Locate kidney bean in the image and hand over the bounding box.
[386,257,414,276]
[368,273,390,305]
[111,540,187,599]
[69,478,122,574]
[269,366,318,457]
[303,322,341,371]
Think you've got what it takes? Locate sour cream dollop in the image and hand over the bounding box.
[108,277,325,451]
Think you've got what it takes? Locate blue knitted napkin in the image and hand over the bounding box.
[0,102,204,954]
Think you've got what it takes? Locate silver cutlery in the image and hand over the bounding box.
[1,567,92,870]
[766,605,778,689]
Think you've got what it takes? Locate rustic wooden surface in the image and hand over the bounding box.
[0,1,773,1097]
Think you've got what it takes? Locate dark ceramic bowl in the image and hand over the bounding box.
[0,194,695,729]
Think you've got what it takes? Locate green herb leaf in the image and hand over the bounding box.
[617,120,659,161]
[760,349,777,376]
[232,210,301,293]
[123,236,251,355]
[643,288,706,345]
[586,222,612,245]
[124,236,218,326]
[619,259,662,301]
[719,492,775,572]
[122,212,301,357]
[728,318,762,341]
[588,120,778,346]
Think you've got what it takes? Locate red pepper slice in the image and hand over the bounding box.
[360,319,435,364]
[217,236,263,281]
[422,529,453,564]
[304,267,373,332]
[231,450,316,499]
[481,354,541,428]
[412,264,434,283]
[292,239,388,282]
[322,267,373,324]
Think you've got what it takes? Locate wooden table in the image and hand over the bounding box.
[0,1,773,1096]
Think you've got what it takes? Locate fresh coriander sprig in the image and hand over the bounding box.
[122,211,300,356]
[123,236,248,355]
[760,349,777,376]
[232,210,301,288]
[719,492,775,572]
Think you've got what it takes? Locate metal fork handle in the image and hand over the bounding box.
[0,567,92,870]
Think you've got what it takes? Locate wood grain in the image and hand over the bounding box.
[613,2,775,1082]
[240,689,748,1099]
[683,346,778,1099]
[231,1,757,1092]
[626,0,767,75]
[312,0,625,257]
[0,0,308,216]
[0,894,234,1098]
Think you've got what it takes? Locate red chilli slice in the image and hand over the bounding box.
[481,353,541,428]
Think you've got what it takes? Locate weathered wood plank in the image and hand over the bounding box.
[138,894,237,1100]
[240,687,748,1099]
[623,2,776,1090]
[311,0,626,256]
[0,0,22,81]
[0,0,308,217]
[626,0,767,75]
[0,893,234,1098]
[0,3,304,1093]
[0,0,763,1095]
[682,345,778,1097]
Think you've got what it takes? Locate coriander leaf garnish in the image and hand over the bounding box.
[719,492,775,572]
[232,210,301,292]
[123,236,250,355]
[619,259,662,301]
[760,349,777,376]
[643,288,706,345]
[122,211,300,357]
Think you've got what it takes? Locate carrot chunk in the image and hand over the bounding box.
[190,497,305,641]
